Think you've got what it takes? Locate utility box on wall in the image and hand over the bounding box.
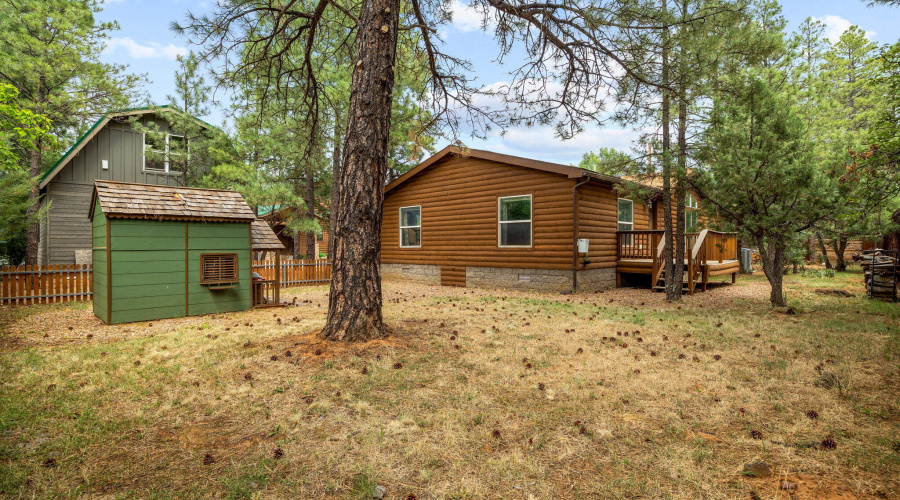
[577,238,590,254]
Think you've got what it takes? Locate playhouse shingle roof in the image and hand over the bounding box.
[251,219,285,250]
[90,181,257,221]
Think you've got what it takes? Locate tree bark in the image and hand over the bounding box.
[758,237,787,307]
[674,40,687,298]
[305,165,317,258]
[320,0,398,342]
[24,139,42,266]
[661,0,679,301]
[329,108,343,259]
[815,232,832,269]
[832,235,848,272]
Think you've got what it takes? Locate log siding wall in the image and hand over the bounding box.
[576,183,654,270]
[382,156,579,271]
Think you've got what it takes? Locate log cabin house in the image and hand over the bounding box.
[257,206,330,258]
[381,146,740,293]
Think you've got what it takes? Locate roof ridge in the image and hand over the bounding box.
[385,145,656,194]
[94,180,242,194]
[40,105,218,189]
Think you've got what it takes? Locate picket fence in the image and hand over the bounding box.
[252,258,332,286]
[0,264,93,306]
[1,258,331,306]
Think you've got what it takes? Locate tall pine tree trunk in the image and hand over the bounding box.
[674,85,687,295]
[661,0,678,301]
[321,0,398,341]
[815,232,832,269]
[25,139,42,265]
[305,166,317,258]
[758,237,787,307]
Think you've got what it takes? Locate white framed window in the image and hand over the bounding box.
[685,194,699,233]
[618,198,634,246]
[399,206,421,248]
[143,133,186,174]
[686,193,698,209]
[498,195,532,247]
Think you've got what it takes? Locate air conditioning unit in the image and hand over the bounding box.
[740,248,753,273]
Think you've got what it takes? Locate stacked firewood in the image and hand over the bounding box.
[854,250,899,300]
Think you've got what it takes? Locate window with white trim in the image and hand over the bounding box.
[618,198,634,246]
[144,133,186,173]
[399,206,421,248]
[686,193,698,209]
[685,193,699,233]
[498,195,532,247]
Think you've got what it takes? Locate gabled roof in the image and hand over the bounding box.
[251,219,286,250]
[384,146,634,194]
[90,180,256,222]
[40,105,215,190]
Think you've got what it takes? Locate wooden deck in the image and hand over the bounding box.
[616,230,740,294]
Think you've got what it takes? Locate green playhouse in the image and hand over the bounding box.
[90,180,284,324]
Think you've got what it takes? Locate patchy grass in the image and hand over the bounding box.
[0,271,898,499]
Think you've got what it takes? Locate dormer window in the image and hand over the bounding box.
[144,133,186,173]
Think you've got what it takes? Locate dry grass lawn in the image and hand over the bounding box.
[0,269,898,499]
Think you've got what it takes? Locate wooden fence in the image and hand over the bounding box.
[252,258,331,286]
[1,264,93,306]
[1,259,331,306]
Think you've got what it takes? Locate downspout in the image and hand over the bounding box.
[572,176,590,293]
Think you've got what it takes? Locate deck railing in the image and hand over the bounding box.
[615,230,737,263]
[700,231,738,263]
[616,230,664,260]
[616,229,738,294]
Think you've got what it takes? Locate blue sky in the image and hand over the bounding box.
[98,0,900,165]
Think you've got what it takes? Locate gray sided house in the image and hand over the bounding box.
[37,106,212,265]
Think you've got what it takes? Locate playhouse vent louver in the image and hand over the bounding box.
[200,253,239,285]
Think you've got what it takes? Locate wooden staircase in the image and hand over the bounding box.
[648,229,738,295]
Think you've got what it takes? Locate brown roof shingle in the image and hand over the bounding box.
[91,181,257,221]
[384,146,658,194]
[251,219,285,250]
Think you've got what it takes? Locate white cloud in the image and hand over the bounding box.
[458,124,642,165]
[448,0,495,33]
[812,15,876,43]
[104,37,188,60]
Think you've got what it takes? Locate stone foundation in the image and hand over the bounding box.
[383,264,616,293]
[381,263,441,285]
[466,266,572,292]
[575,267,616,293]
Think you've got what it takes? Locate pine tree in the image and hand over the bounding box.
[813,27,898,270]
[693,70,830,306]
[0,0,145,265]
[0,83,50,263]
